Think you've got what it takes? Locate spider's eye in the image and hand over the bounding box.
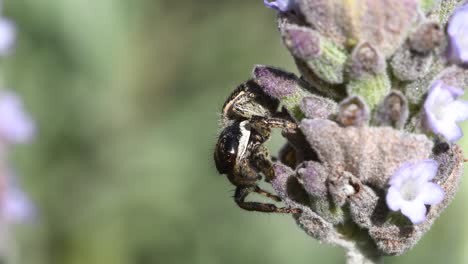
[214,124,241,174]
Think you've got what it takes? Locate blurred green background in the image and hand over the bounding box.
[4,0,468,263]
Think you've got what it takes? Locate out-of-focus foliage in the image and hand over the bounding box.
[3,0,468,263]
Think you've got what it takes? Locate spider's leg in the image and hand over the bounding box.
[234,185,302,214]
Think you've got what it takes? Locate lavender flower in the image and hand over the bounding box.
[386,160,444,224]
[424,81,468,141]
[263,0,296,12]
[0,18,15,56]
[1,173,34,223]
[0,1,35,229]
[0,91,35,144]
[447,4,468,64]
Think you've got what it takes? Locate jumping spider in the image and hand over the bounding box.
[214,80,301,214]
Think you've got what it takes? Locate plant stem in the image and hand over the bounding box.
[346,247,383,264]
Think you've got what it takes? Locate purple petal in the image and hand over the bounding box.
[461,50,468,62]
[2,174,35,223]
[389,162,414,187]
[411,159,438,182]
[418,182,444,205]
[426,81,460,105]
[424,82,447,114]
[431,118,463,141]
[447,5,468,64]
[424,81,466,141]
[448,9,468,36]
[444,100,468,122]
[401,200,427,224]
[386,186,403,211]
[263,0,295,12]
[0,18,16,56]
[3,186,35,223]
[444,85,464,98]
[0,91,35,144]
[264,0,280,10]
[389,160,438,189]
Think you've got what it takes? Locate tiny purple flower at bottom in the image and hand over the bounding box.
[263,0,296,12]
[386,160,444,224]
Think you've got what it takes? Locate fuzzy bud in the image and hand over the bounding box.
[347,43,391,108]
[374,90,409,129]
[337,96,370,127]
[299,95,337,119]
[253,65,322,120]
[296,161,328,198]
[253,65,298,98]
[408,22,443,54]
[349,42,385,78]
[391,44,434,81]
[279,15,347,85]
[348,184,380,229]
[282,26,322,60]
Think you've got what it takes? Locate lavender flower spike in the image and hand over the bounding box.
[263,0,296,12]
[0,91,35,144]
[447,4,468,64]
[386,160,444,224]
[0,18,16,56]
[424,81,468,141]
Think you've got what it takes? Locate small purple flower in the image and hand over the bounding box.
[0,18,15,56]
[0,91,35,144]
[447,4,468,64]
[1,173,35,223]
[263,0,296,12]
[386,160,444,224]
[424,81,468,141]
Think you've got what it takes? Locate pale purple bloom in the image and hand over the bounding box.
[424,81,468,141]
[0,18,15,56]
[386,160,444,224]
[0,91,35,144]
[263,0,296,12]
[447,4,468,64]
[1,173,35,223]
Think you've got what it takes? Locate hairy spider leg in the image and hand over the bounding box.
[234,185,302,214]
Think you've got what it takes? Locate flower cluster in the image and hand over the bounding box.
[422,3,468,143]
[0,1,35,225]
[385,2,468,224]
[0,92,35,223]
[385,3,468,225]
[261,1,468,224]
[217,1,468,261]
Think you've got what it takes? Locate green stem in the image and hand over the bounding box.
[346,246,383,264]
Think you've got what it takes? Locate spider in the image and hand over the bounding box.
[214,79,301,214]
